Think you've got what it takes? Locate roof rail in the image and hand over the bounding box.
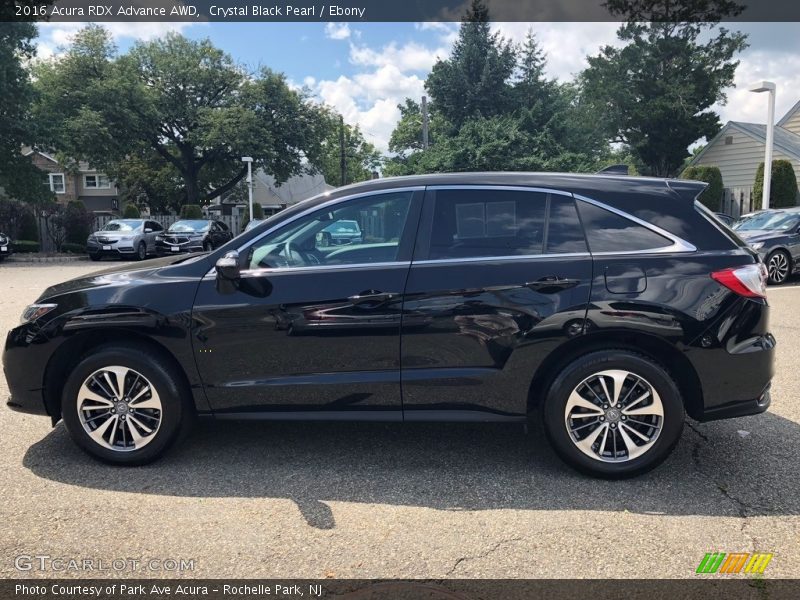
[596,164,630,175]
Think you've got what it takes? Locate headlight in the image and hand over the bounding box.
[20,303,58,325]
[750,242,765,251]
[155,235,164,241]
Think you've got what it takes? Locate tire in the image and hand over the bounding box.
[766,249,791,285]
[136,241,147,261]
[61,343,192,465]
[89,254,101,262]
[542,350,684,479]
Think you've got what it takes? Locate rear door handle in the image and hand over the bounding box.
[347,291,398,305]
[526,276,581,292]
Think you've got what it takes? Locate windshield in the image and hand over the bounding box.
[733,211,800,232]
[101,220,142,232]
[169,220,209,233]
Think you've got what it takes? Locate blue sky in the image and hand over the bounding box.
[35,21,800,152]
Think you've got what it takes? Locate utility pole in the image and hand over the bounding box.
[339,114,346,186]
[241,156,253,220]
[421,95,429,149]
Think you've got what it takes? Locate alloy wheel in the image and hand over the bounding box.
[768,252,789,283]
[564,369,663,463]
[76,366,162,452]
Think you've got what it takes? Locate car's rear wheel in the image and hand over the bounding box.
[61,344,191,465]
[543,350,684,479]
[136,241,147,261]
[767,249,791,284]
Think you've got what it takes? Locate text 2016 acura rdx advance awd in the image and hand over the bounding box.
[3,174,775,478]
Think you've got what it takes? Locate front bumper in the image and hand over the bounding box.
[0,243,11,257]
[156,241,204,255]
[698,387,772,422]
[86,241,138,257]
[3,326,51,417]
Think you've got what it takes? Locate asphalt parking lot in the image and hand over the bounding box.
[1,262,799,579]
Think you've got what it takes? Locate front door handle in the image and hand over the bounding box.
[348,291,399,305]
[526,276,581,293]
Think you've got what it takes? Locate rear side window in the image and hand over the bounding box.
[576,201,672,253]
[426,189,546,259]
[547,195,588,254]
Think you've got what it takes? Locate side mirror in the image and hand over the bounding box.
[216,250,241,281]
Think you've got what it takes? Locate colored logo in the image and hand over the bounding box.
[696,552,773,574]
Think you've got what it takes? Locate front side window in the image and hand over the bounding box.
[47,173,65,194]
[246,191,414,270]
[576,201,672,253]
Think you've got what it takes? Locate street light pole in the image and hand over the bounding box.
[749,81,776,210]
[241,156,253,220]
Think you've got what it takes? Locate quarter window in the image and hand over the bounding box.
[576,200,672,253]
[246,191,414,270]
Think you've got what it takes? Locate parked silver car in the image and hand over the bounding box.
[86,219,164,261]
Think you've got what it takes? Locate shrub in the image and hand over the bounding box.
[63,200,92,244]
[122,204,141,218]
[680,165,724,211]
[17,209,39,241]
[241,203,264,231]
[12,240,40,253]
[180,204,203,219]
[61,242,86,254]
[753,160,799,210]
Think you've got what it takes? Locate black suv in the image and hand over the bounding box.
[155,219,233,255]
[3,174,775,478]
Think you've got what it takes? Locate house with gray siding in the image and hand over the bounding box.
[689,100,800,190]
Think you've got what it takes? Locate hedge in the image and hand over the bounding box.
[680,165,724,211]
[752,160,799,210]
[180,204,203,219]
[61,242,86,254]
[17,210,39,241]
[12,240,40,253]
[122,204,141,218]
[64,200,92,245]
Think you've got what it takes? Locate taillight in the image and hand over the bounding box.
[710,263,768,299]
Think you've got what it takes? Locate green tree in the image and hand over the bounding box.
[63,200,92,244]
[581,0,748,176]
[34,26,329,210]
[0,19,53,203]
[318,116,381,187]
[753,160,799,209]
[425,0,516,129]
[681,165,724,211]
[180,205,203,219]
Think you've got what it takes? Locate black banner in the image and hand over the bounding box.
[7,0,800,22]
[2,580,800,600]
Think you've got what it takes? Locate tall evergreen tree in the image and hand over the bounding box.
[425,0,516,129]
[581,0,748,176]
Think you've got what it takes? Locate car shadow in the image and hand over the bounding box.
[22,411,800,529]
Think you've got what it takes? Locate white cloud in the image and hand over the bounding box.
[349,40,449,72]
[324,23,352,40]
[314,65,425,151]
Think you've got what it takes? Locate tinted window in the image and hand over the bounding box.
[427,189,547,259]
[576,201,671,253]
[547,195,588,254]
[247,191,413,270]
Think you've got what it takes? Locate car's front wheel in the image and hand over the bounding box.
[543,350,684,479]
[136,241,147,261]
[61,344,191,465]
